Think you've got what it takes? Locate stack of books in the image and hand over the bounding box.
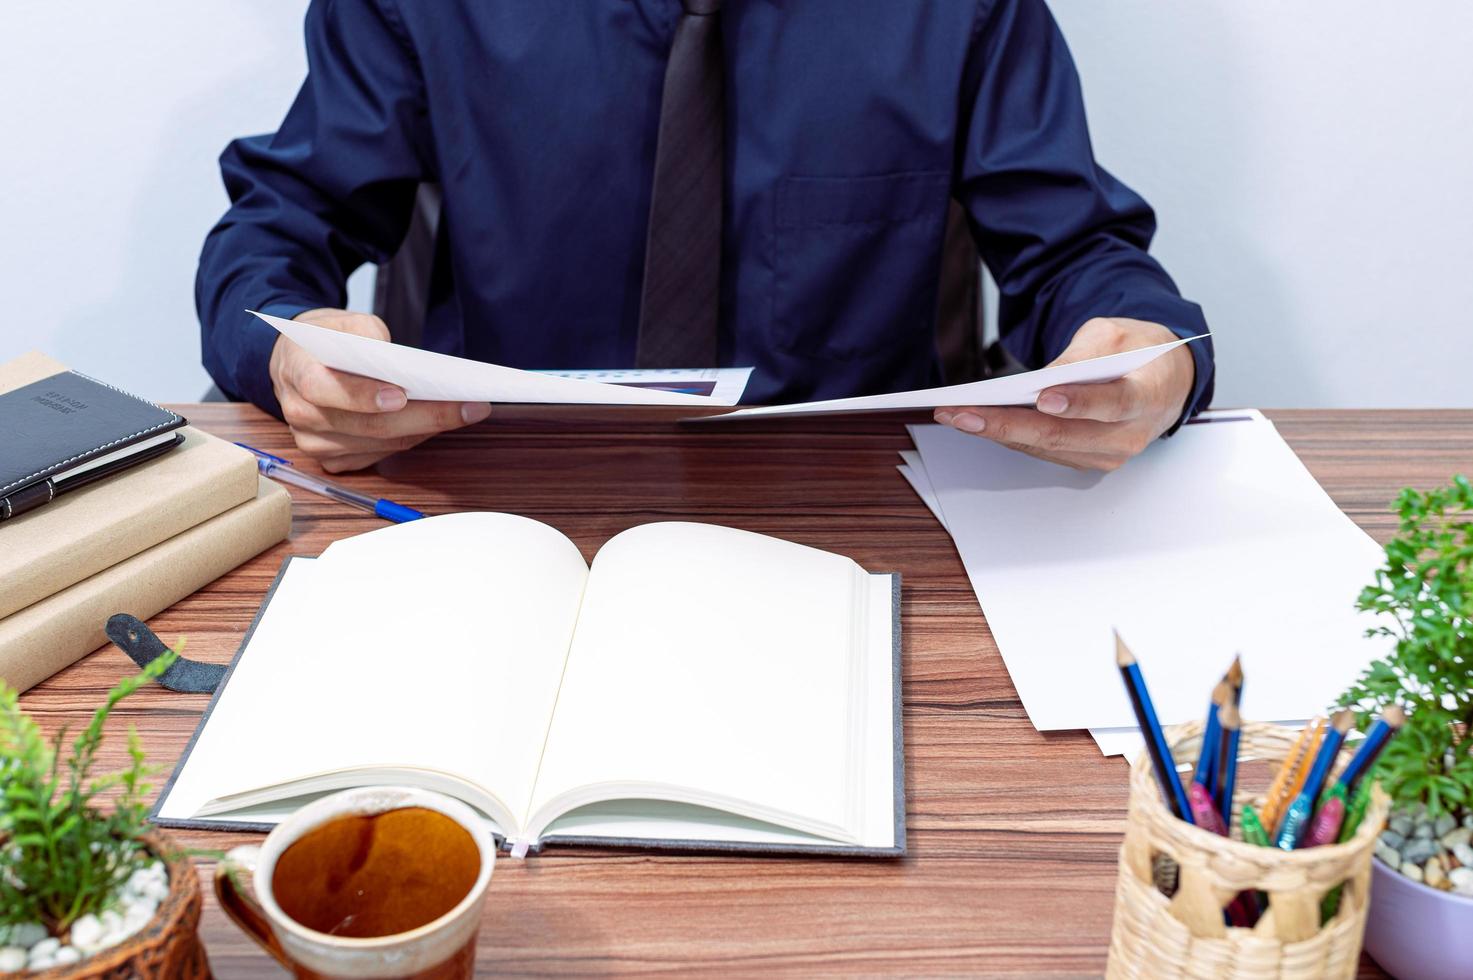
[0,352,292,693]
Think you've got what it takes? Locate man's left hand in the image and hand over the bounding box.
[934,317,1195,471]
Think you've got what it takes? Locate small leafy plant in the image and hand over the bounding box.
[0,649,177,934]
[1338,476,1473,818]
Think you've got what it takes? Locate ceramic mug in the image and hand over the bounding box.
[215,786,495,979]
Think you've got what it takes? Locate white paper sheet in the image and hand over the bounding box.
[902,459,1309,762]
[254,312,752,406]
[1088,728,1150,760]
[900,417,1299,756]
[898,451,948,532]
[902,410,1273,543]
[1090,721,1310,760]
[908,415,1391,732]
[696,335,1203,420]
[262,310,1198,418]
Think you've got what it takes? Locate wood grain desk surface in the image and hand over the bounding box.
[19,405,1472,977]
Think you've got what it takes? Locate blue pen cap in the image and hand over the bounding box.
[375,499,427,523]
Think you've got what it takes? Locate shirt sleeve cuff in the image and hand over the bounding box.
[220,300,322,421]
[1063,294,1216,437]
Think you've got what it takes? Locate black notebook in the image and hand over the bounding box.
[0,370,185,522]
[152,514,905,858]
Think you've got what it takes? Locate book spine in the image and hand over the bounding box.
[0,481,54,521]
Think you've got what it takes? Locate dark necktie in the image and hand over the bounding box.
[635,0,724,369]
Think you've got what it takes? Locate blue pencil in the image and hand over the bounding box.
[1218,656,1243,832]
[1115,632,1193,824]
[1193,680,1230,792]
[1274,711,1355,849]
[1336,705,1404,794]
[1215,702,1242,833]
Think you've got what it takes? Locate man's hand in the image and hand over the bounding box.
[933,317,1195,471]
[269,308,492,473]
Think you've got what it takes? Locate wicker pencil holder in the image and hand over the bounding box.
[1106,721,1390,979]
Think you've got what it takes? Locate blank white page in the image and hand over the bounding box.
[157,513,589,831]
[524,523,872,843]
[911,419,1391,731]
[538,572,898,850]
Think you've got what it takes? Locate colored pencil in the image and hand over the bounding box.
[1336,705,1405,795]
[1215,702,1243,832]
[1187,782,1228,834]
[1337,778,1373,845]
[1184,781,1254,927]
[1240,804,1271,847]
[1321,780,1375,923]
[1226,892,1259,929]
[1226,654,1243,706]
[1193,681,1231,792]
[1303,783,1348,847]
[1115,632,1193,823]
[1236,804,1271,925]
[1279,721,1327,810]
[1261,717,1324,832]
[1274,711,1355,849]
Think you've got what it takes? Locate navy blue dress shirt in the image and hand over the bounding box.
[197,0,1214,421]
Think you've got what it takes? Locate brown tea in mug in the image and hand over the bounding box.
[272,806,481,938]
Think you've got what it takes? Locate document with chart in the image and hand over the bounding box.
[260,310,1201,419]
[256,312,754,406]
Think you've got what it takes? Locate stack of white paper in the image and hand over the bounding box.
[899,410,1386,759]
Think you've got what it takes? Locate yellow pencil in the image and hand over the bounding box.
[1283,721,1327,801]
[1261,717,1324,833]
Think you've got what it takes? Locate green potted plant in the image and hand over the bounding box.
[0,650,209,977]
[1336,476,1473,980]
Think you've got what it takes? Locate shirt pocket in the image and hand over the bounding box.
[771,172,951,361]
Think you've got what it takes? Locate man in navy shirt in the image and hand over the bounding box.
[198,0,1214,472]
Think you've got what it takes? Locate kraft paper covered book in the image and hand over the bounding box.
[0,352,260,620]
[153,514,904,858]
[0,477,292,693]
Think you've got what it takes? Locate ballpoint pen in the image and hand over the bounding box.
[235,443,426,523]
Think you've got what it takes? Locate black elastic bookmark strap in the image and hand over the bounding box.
[106,614,226,693]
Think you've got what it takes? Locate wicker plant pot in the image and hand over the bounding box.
[1107,722,1390,979]
[26,830,210,979]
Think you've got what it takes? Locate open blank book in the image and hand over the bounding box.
[153,514,903,858]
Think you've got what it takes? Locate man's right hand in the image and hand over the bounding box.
[268,308,492,472]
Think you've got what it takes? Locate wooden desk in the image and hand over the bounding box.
[19,406,1471,977]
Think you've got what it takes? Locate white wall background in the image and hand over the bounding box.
[0,2,370,403]
[1,2,1468,407]
[1050,1,1473,407]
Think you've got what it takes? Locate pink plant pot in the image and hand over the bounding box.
[1363,857,1473,980]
